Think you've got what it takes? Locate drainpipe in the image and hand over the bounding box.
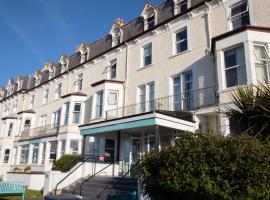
[122,42,129,116]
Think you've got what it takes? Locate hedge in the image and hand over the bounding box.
[139,133,270,200]
[52,154,82,172]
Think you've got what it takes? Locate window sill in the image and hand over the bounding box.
[137,64,154,71]
[169,49,191,59]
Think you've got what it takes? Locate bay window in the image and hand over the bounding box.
[95,91,104,118]
[73,103,81,124]
[224,46,247,88]
[254,44,270,83]
[32,144,39,164]
[20,145,29,164]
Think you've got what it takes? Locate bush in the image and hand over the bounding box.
[24,166,31,172]
[52,154,82,172]
[139,132,270,200]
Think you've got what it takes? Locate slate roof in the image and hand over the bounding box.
[0,0,207,101]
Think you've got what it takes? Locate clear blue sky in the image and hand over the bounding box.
[0,0,161,87]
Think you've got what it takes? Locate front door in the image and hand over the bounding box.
[131,137,142,163]
[105,139,115,162]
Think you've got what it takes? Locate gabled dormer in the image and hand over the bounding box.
[174,0,188,15]
[16,76,24,91]
[109,18,125,47]
[46,61,57,79]
[76,41,90,63]
[59,53,69,73]
[34,70,42,86]
[6,77,14,96]
[141,2,158,31]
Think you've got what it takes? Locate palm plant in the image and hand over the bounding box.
[226,84,270,139]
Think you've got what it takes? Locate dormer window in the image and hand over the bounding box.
[174,0,188,15]
[35,76,41,86]
[49,68,54,79]
[111,27,121,47]
[59,53,69,73]
[77,42,90,64]
[7,86,14,96]
[141,3,157,31]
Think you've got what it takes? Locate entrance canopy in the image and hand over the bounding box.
[80,111,196,136]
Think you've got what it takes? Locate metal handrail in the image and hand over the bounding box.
[97,160,141,198]
[79,158,120,196]
[54,155,92,194]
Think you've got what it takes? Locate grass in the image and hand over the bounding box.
[0,189,43,200]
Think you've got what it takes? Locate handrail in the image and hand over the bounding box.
[79,158,120,196]
[97,160,141,198]
[54,155,96,194]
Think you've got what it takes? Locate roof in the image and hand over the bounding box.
[0,0,209,102]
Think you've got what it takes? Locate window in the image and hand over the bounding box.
[74,74,83,92]
[108,92,118,105]
[230,1,250,30]
[32,144,39,164]
[49,68,54,79]
[49,141,57,161]
[41,143,46,164]
[43,89,49,105]
[39,115,47,128]
[145,14,155,30]
[64,102,70,125]
[110,60,117,79]
[175,28,188,54]
[70,140,79,154]
[183,71,193,109]
[173,76,181,111]
[55,83,62,99]
[143,43,152,67]
[73,103,81,124]
[139,85,146,113]
[254,44,270,83]
[7,123,14,137]
[52,109,61,128]
[61,63,67,73]
[95,91,104,118]
[148,82,155,111]
[35,76,41,86]
[224,46,247,88]
[30,95,35,109]
[112,28,121,47]
[60,140,66,157]
[20,145,29,164]
[175,0,188,15]
[4,149,10,163]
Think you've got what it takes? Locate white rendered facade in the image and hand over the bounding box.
[0,0,270,180]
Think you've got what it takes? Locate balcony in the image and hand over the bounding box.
[19,124,60,141]
[106,86,218,120]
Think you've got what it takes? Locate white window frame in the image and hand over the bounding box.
[253,44,270,83]
[174,27,188,55]
[74,73,83,92]
[64,102,70,125]
[55,83,62,100]
[4,149,10,163]
[43,89,49,105]
[29,95,35,109]
[7,123,14,137]
[73,103,82,124]
[95,91,104,118]
[142,43,152,68]
[108,91,118,105]
[174,0,188,15]
[229,1,250,30]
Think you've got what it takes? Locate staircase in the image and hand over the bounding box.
[62,176,138,200]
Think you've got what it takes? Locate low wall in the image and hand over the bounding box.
[6,172,45,191]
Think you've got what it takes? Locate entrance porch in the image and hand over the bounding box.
[80,111,196,175]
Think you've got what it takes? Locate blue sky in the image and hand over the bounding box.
[0,0,160,86]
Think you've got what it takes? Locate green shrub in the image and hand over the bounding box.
[52,154,82,172]
[139,132,270,200]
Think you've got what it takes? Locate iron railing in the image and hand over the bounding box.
[20,124,60,140]
[106,86,218,120]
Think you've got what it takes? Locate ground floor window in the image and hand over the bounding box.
[70,140,79,154]
[32,144,39,164]
[41,143,46,164]
[49,141,57,161]
[20,145,29,164]
[60,140,66,157]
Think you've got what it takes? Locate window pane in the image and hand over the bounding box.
[226,68,238,87]
[231,2,250,29]
[225,49,237,68]
[74,103,81,112]
[144,55,152,66]
[256,63,269,83]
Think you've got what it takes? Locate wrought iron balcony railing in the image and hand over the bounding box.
[106,86,218,120]
[19,124,60,140]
